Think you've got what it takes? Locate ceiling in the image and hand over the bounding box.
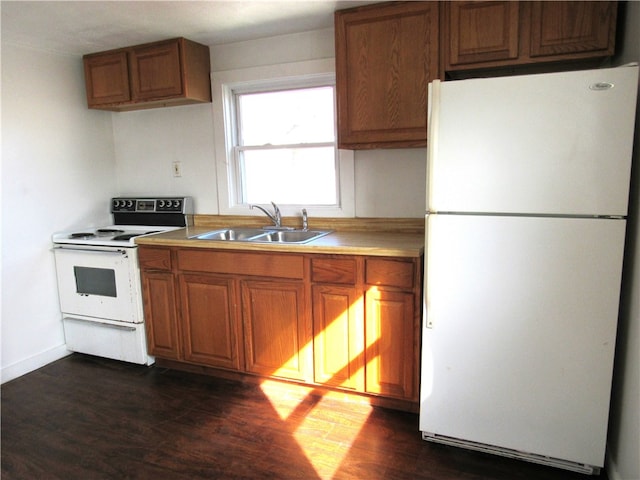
[1,0,379,57]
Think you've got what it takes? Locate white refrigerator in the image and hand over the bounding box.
[419,65,639,475]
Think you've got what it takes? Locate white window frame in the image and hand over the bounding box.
[212,59,354,217]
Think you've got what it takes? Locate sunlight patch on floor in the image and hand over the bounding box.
[259,380,317,420]
[259,380,373,478]
[293,396,372,479]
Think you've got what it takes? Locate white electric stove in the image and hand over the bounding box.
[52,196,193,365]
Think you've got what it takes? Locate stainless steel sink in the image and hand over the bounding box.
[191,228,330,244]
[192,228,268,241]
[251,230,331,244]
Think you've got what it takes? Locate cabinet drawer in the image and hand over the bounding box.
[177,249,304,279]
[365,258,414,289]
[311,257,357,285]
[138,247,172,271]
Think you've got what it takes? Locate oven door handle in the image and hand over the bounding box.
[64,317,138,332]
[52,246,129,255]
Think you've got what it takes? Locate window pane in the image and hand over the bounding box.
[241,147,337,205]
[238,87,335,146]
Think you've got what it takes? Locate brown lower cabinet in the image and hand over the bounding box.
[242,280,312,382]
[312,284,365,391]
[140,268,181,360]
[179,273,241,370]
[138,246,422,410]
[365,289,417,399]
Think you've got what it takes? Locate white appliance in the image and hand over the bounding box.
[420,65,639,475]
[52,197,193,365]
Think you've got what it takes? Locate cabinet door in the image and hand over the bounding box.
[445,1,520,68]
[141,271,180,359]
[83,51,131,106]
[529,1,617,59]
[179,274,241,370]
[242,280,312,382]
[312,285,364,390]
[129,40,183,100]
[335,1,439,148]
[365,289,417,400]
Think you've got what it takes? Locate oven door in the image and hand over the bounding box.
[53,245,142,323]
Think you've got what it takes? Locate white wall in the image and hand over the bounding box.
[1,43,117,382]
[114,29,426,218]
[355,149,425,218]
[113,104,217,213]
[607,3,640,480]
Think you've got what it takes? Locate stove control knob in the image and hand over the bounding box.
[158,200,165,208]
[173,200,181,209]
[126,200,134,208]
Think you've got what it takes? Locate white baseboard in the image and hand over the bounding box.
[1,344,71,384]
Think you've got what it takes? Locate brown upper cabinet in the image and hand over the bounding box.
[335,2,440,149]
[443,1,618,72]
[83,37,211,111]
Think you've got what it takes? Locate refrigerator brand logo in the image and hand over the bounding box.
[589,82,614,91]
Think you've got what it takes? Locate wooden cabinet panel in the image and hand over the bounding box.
[83,37,211,111]
[242,280,312,382]
[312,285,364,390]
[179,274,241,370]
[365,289,417,400]
[529,1,617,58]
[311,257,358,285]
[335,1,439,149]
[445,1,520,67]
[141,271,181,359]
[366,258,415,289]
[129,40,183,100]
[444,1,617,72]
[139,246,423,409]
[138,246,172,271]
[83,51,130,107]
[177,249,304,279]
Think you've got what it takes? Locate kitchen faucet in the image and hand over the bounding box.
[249,201,290,229]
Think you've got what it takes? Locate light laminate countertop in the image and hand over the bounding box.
[135,226,424,258]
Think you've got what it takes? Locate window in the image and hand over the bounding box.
[212,59,354,217]
[235,85,337,205]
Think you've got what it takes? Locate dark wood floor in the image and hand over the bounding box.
[2,354,607,480]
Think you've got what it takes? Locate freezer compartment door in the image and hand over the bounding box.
[427,66,638,216]
[420,214,625,467]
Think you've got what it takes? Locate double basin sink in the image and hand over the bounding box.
[190,227,331,244]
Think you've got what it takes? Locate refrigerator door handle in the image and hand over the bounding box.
[425,212,434,329]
